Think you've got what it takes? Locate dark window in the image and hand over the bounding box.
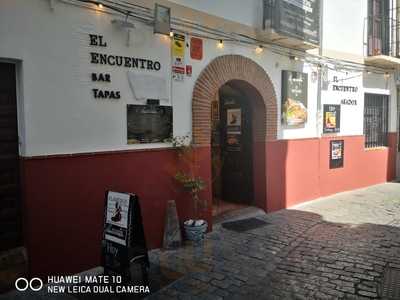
[364,93,389,148]
[367,0,390,56]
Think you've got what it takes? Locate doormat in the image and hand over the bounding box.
[221,217,269,232]
[381,267,400,299]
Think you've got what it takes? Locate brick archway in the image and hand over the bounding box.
[191,55,278,214]
[192,55,278,145]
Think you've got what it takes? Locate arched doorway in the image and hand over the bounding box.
[192,55,278,219]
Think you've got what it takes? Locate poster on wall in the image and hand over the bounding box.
[323,104,341,133]
[281,70,308,127]
[104,191,131,246]
[330,140,344,169]
[190,37,203,60]
[127,104,172,144]
[226,108,241,134]
[172,33,185,82]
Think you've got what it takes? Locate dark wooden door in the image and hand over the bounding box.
[219,89,253,204]
[0,63,22,251]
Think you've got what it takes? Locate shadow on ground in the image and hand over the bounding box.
[146,207,400,300]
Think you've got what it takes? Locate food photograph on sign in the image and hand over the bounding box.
[226,108,241,133]
[104,192,131,246]
[331,142,342,160]
[281,71,308,126]
[330,140,344,169]
[323,104,341,133]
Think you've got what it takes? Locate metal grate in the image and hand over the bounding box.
[221,217,269,232]
[364,93,389,148]
[381,267,400,299]
[365,0,400,57]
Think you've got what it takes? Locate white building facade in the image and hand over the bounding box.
[0,0,398,278]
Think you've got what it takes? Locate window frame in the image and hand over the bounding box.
[363,93,389,148]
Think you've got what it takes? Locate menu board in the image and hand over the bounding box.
[102,191,149,278]
[104,192,131,246]
[127,104,172,144]
[282,71,308,126]
[330,140,344,169]
[323,104,341,133]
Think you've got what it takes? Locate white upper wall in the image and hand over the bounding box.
[0,0,396,156]
[322,0,366,58]
[172,0,369,59]
[169,0,263,28]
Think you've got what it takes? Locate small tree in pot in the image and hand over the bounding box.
[172,135,208,242]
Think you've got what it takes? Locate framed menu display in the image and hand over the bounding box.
[127,104,172,144]
[281,71,308,126]
[323,104,341,133]
[330,140,344,169]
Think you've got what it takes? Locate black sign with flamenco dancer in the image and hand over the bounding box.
[102,191,149,284]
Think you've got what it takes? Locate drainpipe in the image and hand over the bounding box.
[316,0,324,137]
[397,0,400,57]
[316,0,324,195]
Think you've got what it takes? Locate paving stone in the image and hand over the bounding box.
[143,183,400,300]
[357,290,378,297]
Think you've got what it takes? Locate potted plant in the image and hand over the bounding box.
[172,135,208,242]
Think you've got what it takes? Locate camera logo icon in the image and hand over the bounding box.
[15,277,43,292]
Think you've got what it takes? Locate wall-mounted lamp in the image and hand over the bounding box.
[384,72,390,79]
[255,45,264,54]
[97,2,103,9]
[169,31,174,38]
[217,39,224,49]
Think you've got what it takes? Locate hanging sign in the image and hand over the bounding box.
[172,33,185,82]
[190,37,203,60]
[323,104,341,133]
[281,70,308,126]
[263,0,320,45]
[330,140,344,169]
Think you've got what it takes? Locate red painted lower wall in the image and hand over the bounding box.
[21,147,212,278]
[266,133,397,211]
[21,134,397,277]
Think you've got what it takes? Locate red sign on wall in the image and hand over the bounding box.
[186,65,192,76]
[190,37,203,60]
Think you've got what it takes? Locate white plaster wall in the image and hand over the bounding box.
[0,0,397,157]
[169,0,263,28]
[0,0,319,156]
[322,0,367,58]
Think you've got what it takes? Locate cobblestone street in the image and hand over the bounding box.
[147,183,400,300]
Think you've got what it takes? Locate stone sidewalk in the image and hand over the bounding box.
[147,183,400,300]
